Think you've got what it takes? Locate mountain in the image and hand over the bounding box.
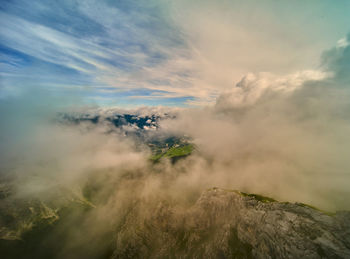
[1,183,350,258]
[59,110,192,159]
[113,188,350,258]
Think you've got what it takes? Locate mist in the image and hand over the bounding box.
[1,29,350,259]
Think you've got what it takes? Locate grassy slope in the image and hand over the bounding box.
[151,144,194,162]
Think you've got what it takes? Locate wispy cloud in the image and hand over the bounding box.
[0,0,194,104]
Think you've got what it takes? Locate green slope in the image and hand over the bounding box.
[151,144,194,162]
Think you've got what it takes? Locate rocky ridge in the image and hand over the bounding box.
[113,188,350,259]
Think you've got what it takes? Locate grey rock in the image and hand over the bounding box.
[112,188,350,259]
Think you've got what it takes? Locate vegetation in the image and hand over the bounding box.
[150,144,194,162]
[210,188,336,216]
[238,191,277,203]
[296,202,335,216]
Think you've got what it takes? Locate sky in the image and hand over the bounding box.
[0,0,350,107]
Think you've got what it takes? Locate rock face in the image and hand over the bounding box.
[1,187,349,258]
[113,188,350,259]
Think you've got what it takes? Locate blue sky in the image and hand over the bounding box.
[1,0,350,107]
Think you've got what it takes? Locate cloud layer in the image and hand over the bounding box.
[2,35,350,213]
[159,37,350,210]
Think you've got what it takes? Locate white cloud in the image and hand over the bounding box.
[216,70,331,109]
[336,37,349,48]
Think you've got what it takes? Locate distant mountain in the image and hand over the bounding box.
[58,110,192,158]
[58,111,167,132]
